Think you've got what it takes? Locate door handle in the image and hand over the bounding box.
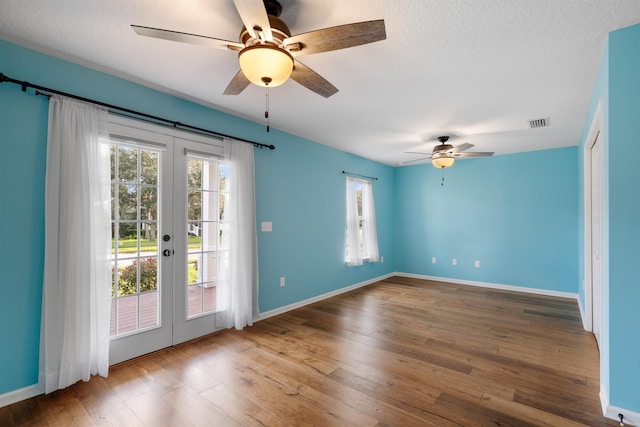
[162,249,174,257]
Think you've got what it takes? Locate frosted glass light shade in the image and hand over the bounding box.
[239,44,294,88]
[432,156,455,168]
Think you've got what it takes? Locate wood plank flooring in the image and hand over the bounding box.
[0,276,618,426]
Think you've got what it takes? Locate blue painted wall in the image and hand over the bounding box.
[578,22,640,414]
[255,141,395,312]
[0,40,395,395]
[0,69,48,396]
[395,148,578,293]
[607,23,640,412]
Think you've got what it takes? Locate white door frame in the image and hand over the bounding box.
[583,101,603,335]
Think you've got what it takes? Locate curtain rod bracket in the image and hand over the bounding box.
[35,90,51,99]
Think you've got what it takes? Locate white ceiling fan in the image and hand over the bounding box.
[403,136,494,168]
[131,0,386,98]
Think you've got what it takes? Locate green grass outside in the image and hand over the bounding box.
[113,237,201,253]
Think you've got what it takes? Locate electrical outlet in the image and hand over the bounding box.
[475,260,480,268]
[452,258,457,266]
[432,257,436,264]
[280,277,285,287]
[381,256,384,263]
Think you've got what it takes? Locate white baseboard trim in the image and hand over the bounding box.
[0,383,43,408]
[601,384,611,417]
[258,272,582,322]
[394,272,580,300]
[600,385,640,426]
[606,405,640,426]
[257,272,394,321]
[577,295,588,330]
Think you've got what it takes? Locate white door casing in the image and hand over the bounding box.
[590,131,603,348]
[583,101,603,350]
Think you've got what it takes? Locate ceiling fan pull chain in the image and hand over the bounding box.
[265,86,270,132]
[441,169,445,187]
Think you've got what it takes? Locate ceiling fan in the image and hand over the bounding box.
[403,136,494,168]
[131,0,386,98]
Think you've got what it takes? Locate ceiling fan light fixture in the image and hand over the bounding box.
[431,154,455,168]
[238,44,293,88]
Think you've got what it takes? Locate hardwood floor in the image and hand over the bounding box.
[1,276,618,426]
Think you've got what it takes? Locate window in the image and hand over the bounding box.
[345,177,379,266]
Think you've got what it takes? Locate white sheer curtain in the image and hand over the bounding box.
[361,180,380,262]
[40,96,112,393]
[219,140,258,330]
[345,177,379,266]
[345,177,362,266]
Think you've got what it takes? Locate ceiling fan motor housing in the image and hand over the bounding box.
[433,144,453,154]
[240,15,291,46]
[264,0,283,17]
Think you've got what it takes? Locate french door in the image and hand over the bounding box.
[107,117,228,364]
[172,137,230,344]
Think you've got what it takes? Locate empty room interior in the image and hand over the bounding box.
[1,1,639,425]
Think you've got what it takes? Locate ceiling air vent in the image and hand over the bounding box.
[529,117,549,129]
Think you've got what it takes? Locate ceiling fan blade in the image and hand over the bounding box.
[404,151,431,155]
[401,157,432,164]
[284,19,386,56]
[451,143,474,153]
[223,70,251,95]
[454,152,495,158]
[290,60,338,98]
[233,0,272,40]
[131,25,243,50]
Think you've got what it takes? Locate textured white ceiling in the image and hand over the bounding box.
[1,0,640,165]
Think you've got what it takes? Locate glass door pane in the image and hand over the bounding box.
[187,157,225,318]
[107,126,173,365]
[110,146,161,335]
[173,137,228,345]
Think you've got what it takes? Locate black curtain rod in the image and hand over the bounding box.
[342,170,378,181]
[0,72,275,150]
